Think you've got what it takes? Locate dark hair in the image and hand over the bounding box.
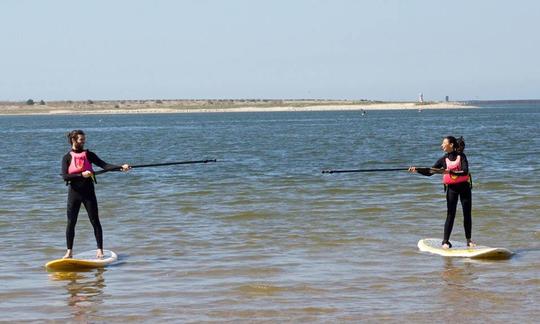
[67,129,85,145]
[445,136,465,153]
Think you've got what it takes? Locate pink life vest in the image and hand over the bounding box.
[442,155,469,185]
[68,151,94,174]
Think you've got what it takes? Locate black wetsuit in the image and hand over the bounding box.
[61,150,119,250]
[419,152,471,245]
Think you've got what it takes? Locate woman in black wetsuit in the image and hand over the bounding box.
[61,130,130,259]
[409,136,475,249]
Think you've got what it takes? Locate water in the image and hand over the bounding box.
[1,107,539,322]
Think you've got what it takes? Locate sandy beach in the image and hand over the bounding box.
[0,99,477,115]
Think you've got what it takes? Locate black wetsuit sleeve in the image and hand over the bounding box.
[417,156,446,176]
[432,156,446,170]
[61,153,83,181]
[417,169,432,176]
[87,151,121,171]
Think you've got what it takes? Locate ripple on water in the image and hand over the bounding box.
[1,109,539,322]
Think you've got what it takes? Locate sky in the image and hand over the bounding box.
[1,0,539,101]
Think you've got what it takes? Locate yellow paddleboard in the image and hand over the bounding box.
[45,250,118,271]
[418,238,513,260]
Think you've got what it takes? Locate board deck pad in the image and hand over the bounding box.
[45,250,118,271]
[418,238,513,259]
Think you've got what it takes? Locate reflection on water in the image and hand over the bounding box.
[434,257,530,323]
[441,258,478,286]
[436,259,481,322]
[48,269,106,321]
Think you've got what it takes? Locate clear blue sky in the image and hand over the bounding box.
[1,0,538,101]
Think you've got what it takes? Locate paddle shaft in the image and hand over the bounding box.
[322,168,406,174]
[94,159,217,175]
[322,167,443,174]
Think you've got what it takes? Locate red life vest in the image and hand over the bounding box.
[443,155,469,185]
[68,151,94,174]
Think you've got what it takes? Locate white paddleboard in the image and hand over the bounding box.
[45,250,118,271]
[418,238,513,259]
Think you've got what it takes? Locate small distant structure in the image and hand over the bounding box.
[418,93,424,103]
[445,96,449,102]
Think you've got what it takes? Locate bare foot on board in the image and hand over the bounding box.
[96,249,104,259]
[62,249,73,259]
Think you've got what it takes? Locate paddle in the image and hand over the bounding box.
[94,159,217,175]
[322,167,444,174]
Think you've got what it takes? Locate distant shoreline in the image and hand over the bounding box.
[0,99,478,116]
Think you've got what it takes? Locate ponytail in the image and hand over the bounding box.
[456,136,465,153]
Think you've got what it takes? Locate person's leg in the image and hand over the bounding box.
[443,186,459,248]
[460,184,474,246]
[65,189,82,258]
[82,193,103,258]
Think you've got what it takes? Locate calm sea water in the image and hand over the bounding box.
[1,107,539,322]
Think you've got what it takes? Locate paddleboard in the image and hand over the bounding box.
[418,238,513,259]
[45,250,118,271]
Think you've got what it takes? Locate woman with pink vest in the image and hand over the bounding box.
[61,130,130,259]
[409,136,475,249]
